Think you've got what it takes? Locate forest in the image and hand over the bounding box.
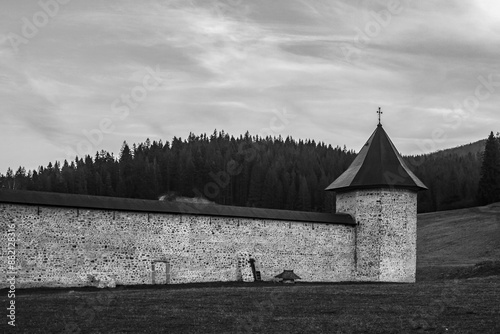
[0,130,497,213]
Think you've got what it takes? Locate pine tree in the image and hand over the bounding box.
[5,168,14,189]
[477,132,500,205]
[298,176,311,211]
[247,163,264,207]
[117,142,134,197]
[14,167,27,190]
[262,168,279,208]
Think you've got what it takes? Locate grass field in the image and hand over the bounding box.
[2,204,500,333]
[5,279,500,333]
[417,202,500,282]
[417,202,500,267]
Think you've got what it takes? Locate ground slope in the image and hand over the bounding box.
[417,202,500,280]
[417,202,500,267]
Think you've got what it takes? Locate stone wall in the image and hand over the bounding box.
[0,203,355,288]
[336,188,417,283]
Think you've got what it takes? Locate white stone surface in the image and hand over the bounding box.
[0,186,418,288]
[336,188,417,283]
[0,203,355,288]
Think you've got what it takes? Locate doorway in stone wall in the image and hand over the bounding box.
[152,260,170,284]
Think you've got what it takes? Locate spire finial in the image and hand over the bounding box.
[377,107,383,126]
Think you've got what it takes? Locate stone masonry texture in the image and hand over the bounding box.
[0,203,355,288]
[336,188,417,283]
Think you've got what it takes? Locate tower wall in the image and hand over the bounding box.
[336,188,417,283]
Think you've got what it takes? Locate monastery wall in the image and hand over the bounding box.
[0,203,355,288]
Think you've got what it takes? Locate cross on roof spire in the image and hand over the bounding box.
[377,107,383,126]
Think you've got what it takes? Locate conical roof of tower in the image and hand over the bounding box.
[325,124,427,192]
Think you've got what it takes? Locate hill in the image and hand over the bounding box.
[426,139,486,158]
[417,202,500,280]
[408,138,485,212]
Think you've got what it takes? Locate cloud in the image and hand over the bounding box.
[1,0,500,172]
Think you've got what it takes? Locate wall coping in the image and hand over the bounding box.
[0,189,355,225]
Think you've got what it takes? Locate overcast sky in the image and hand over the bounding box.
[1,0,500,173]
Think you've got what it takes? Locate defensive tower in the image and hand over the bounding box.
[326,113,427,282]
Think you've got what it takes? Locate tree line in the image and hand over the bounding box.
[0,130,496,213]
[476,132,500,206]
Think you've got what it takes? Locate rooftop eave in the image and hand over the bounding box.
[0,189,356,225]
[325,184,428,193]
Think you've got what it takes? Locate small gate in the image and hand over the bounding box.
[151,260,170,285]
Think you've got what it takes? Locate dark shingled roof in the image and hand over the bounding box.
[0,189,355,225]
[325,125,427,192]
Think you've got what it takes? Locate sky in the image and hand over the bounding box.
[1,0,500,174]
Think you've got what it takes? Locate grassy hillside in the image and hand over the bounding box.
[417,202,500,266]
[417,202,500,280]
